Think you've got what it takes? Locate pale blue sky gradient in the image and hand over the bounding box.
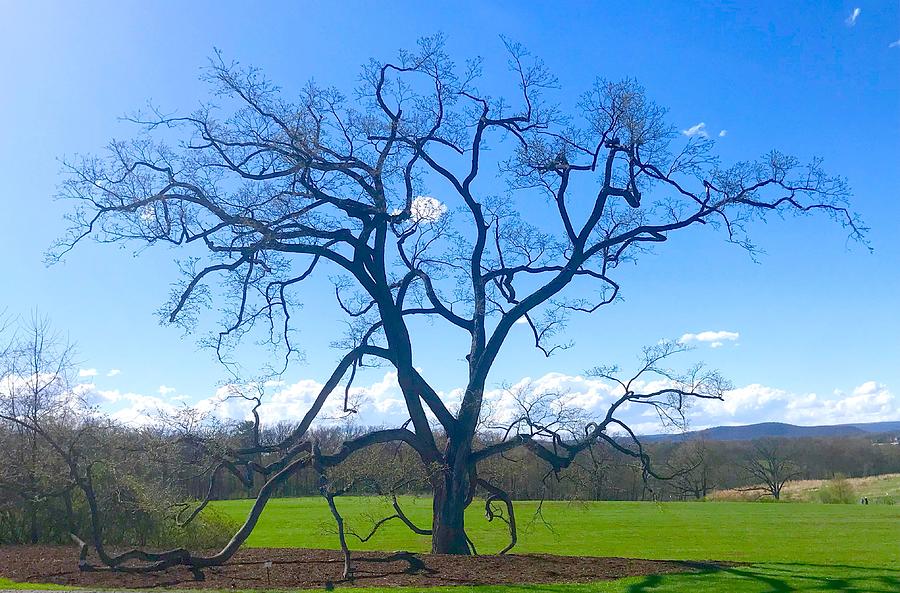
[1,1,898,426]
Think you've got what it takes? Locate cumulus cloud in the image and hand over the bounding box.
[392,196,447,223]
[411,196,447,222]
[73,387,179,424]
[157,385,177,396]
[679,330,740,347]
[785,381,895,425]
[482,373,620,427]
[78,368,98,378]
[691,380,898,428]
[76,369,897,435]
[188,371,412,427]
[106,369,121,377]
[681,122,709,138]
[845,7,861,27]
[112,393,180,424]
[718,130,727,137]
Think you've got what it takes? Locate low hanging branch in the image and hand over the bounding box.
[314,443,353,580]
[347,494,433,544]
[477,479,517,555]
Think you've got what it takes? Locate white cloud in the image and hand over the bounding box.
[785,382,895,425]
[94,389,121,403]
[681,122,709,138]
[696,383,787,419]
[718,130,727,137]
[411,196,446,222]
[111,393,180,425]
[393,196,447,223]
[76,369,898,436]
[106,369,121,377]
[845,7,861,27]
[157,385,177,396]
[890,39,900,49]
[78,368,98,378]
[679,330,740,346]
[76,386,180,424]
[514,316,529,325]
[691,380,898,428]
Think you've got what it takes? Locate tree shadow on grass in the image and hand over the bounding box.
[625,563,900,593]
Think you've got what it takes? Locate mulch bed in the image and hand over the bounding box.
[0,546,727,589]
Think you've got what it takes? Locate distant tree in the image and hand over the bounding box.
[56,35,861,569]
[740,438,802,500]
[665,439,717,500]
[0,314,80,543]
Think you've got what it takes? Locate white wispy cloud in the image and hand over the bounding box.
[890,39,900,49]
[106,369,121,377]
[845,7,861,27]
[157,385,177,396]
[679,330,740,347]
[682,122,709,138]
[718,130,728,137]
[78,368,98,378]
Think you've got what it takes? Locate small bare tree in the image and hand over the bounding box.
[52,35,862,568]
[740,438,802,500]
[665,439,717,500]
[0,314,81,543]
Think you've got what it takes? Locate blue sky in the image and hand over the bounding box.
[1,1,898,430]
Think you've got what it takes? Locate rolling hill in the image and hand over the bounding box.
[642,420,900,442]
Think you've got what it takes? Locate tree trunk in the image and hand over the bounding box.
[430,445,471,555]
[64,490,75,534]
[431,478,470,554]
[28,502,38,544]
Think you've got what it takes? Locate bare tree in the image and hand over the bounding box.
[0,314,81,543]
[53,35,862,567]
[664,439,717,500]
[739,438,802,500]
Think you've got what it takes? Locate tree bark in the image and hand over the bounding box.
[431,481,470,554]
[430,447,471,555]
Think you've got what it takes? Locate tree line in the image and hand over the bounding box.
[185,422,900,503]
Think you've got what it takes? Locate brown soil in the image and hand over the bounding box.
[0,546,725,590]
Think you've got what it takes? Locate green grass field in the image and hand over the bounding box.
[209,496,900,592]
[4,497,899,592]
[213,496,900,567]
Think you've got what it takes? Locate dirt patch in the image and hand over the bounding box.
[0,546,725,589]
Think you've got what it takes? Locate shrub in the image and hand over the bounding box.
[817,475,857,504]
[155,506,241,549]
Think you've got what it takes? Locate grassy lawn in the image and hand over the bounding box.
[3,498,898,592]
[212,496,900,567]
[210,497,900,592]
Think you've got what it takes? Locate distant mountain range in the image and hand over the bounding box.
[641,420,900,442]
